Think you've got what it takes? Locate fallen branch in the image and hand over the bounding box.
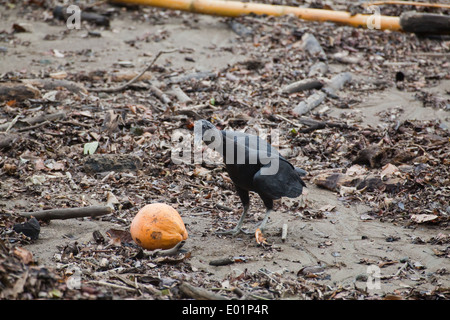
[89,49,177,93]
[292,72,352,116]
[20,206,112,220]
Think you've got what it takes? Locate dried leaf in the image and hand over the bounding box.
[83,141,99,155]
[13,247,33,264]
[411,214,438,224]
[255,228,269,246]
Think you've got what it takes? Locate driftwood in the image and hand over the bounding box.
[301,33,327,61]
[400,11,450,35]
[292,72,352,116]
[282,79,323,94]
[179,282,229,300]
[20,206,112,220]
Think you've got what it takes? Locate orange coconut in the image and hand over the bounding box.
[130,203,188,250]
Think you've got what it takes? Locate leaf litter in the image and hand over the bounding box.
[0,0,449,300]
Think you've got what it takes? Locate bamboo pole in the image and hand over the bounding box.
[111,0,402,31]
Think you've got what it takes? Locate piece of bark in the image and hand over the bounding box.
[292,72,352,115]
[353,145,387,168]
[179,282,229,300]
[301,33,327,61]
[83,154,143,173]
[20,206,112,220]
[0,82,41,102]
[282,79,323,94]
[400,11,450,35]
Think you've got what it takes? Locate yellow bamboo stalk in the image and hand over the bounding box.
[113,0,403,31]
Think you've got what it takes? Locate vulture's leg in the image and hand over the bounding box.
[256,196,274,232]
[216,186,251,236]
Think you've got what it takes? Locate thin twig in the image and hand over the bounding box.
[17,120,50,132]
[89,49,178,93]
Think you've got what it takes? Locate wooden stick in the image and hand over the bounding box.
[89,49,177,93]
[281,223,288,242]
[20,206,112,220]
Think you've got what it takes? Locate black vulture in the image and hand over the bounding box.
[194,119,306,235]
